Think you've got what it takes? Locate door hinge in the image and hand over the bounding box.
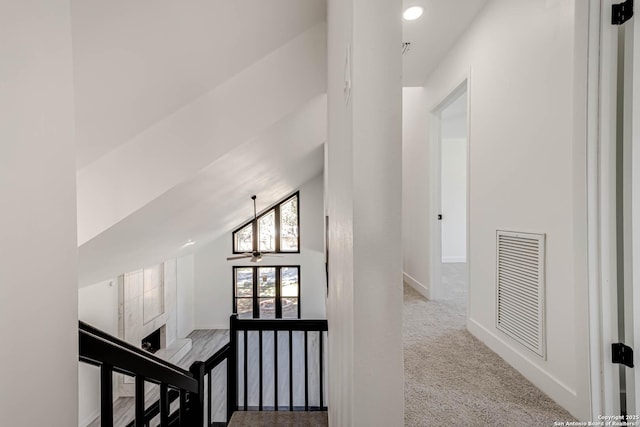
[612,343,634,368]
[612,0,634,25]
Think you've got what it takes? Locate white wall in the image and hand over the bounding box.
[0,2,78,426]
[402,0,591,419]
[78,279,119,426]
[177,254,195,338]
[327,0,404,424]
[402,87,431,296]
[441,138,467,263]
[193,174,326,329]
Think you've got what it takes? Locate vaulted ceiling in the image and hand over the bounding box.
[73,0,487,286]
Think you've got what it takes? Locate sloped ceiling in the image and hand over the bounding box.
[73,0,487,286]
[79,95,326,286]
[72,0,327,168]
[73,1,327,286]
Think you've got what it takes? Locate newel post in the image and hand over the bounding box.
[188,361,205,426]
[227,314,238,422]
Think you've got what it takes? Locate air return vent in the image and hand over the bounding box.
[496,230,546,358]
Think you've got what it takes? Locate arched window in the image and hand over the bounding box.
[232,193,299,254]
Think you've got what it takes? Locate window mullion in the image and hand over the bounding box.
[275,206,281,253]
[253,267,259,319]
[275,267,282,318]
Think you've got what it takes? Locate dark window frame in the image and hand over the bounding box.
[232,265,301,319]
[231,192,300,254]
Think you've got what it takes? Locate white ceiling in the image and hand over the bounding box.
[79,95,326,286]
[73,0,487,286]
[402,0,488,86]
[71,0,327,168]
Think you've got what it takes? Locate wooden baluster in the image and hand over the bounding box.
[304,331,309,411]
[160,384,169,427]
[319,331,324,409]
[289,330,293,411]
[243,331,248,411]
[274,330,278,411]
[189,361,205,427]
[135,375,145,426]
[100,364,114,426]
[227,314,238,422]
[207,371,212,426]
[259,330,263,411]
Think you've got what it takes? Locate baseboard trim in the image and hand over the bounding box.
[442,256,466,263]
[467,318,579,415]
[82,410,99,427]
[403,272,429,299]
[81,388,119,426]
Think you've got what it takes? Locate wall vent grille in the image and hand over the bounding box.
[496,230,546,358]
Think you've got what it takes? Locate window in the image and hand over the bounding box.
[232,193,299,253]
[233,266,300,319]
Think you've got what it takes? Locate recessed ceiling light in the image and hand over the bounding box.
[181,240,196,249]
[403,6,423,21]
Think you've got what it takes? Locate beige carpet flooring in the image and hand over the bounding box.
[403,263,576,426]
[228,411,328,427]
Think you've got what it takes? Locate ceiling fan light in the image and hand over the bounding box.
[403,6,423,21]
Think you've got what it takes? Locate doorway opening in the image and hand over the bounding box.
[430,81,469,307]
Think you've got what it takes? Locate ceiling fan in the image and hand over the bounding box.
[227,195,281,263]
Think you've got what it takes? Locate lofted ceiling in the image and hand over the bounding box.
[73,0,487,286]
[71,0,327,169]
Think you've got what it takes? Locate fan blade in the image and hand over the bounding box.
[262,254,283,258]
[227,254,252,261]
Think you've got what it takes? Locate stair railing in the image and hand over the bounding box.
[79,321,232,426]
[229,314,328,412]
[79,314,328,426]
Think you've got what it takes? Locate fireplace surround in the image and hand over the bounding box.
[117,259,191,396]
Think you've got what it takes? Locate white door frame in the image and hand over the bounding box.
[631,0,640,413]
[586,0,640,418]
[429,77,470,303]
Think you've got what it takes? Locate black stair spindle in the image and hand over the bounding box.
[100,364,114,426]
[259,330,263,411]
[189,361,205,427]
[207,372,212,426]
[304,331,308,411]
[227,315,238,421]
[243,331,248,411]
[179,390,188,426]
[160,384,169,427]
[319,331,324,409]
[135,375,146,426]
[289,330,293,411]
[274,330,278,411]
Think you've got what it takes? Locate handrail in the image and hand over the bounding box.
[232,317,328,331]
[80,322,193,378]
[79,321,198,393]
[229,314,328,413]
[79,316,328,426]
[204,342,231,371]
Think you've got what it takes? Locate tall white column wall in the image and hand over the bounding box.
[0,2,78,425]
[326,0,404,425]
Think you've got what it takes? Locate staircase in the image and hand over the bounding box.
[79,315,328,426]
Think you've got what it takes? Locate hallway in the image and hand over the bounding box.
[403,266,575,426]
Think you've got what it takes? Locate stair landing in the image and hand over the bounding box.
[228,411,328,427]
